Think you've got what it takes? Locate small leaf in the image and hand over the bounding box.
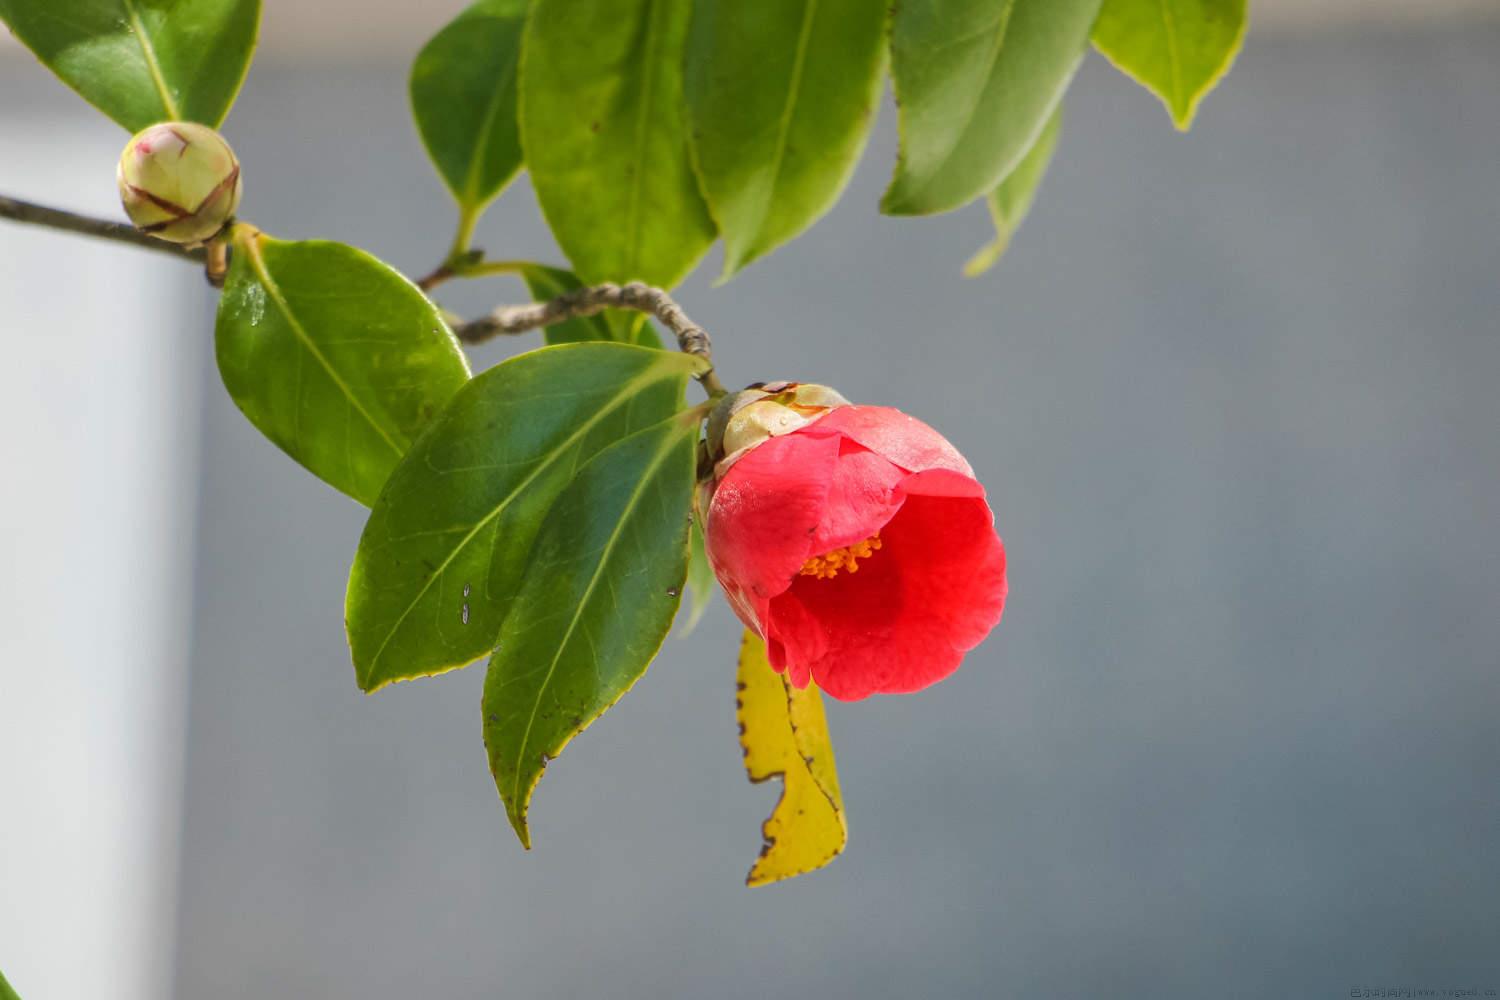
[882,0,1099,217]
[685,0,886,278]
[737,630,847,886]
[410,0,527,212]
[484,412,701,847]
[521,264,664,349]
[0,0,261,131]
[519,0,715,288]
[348,344,702,692]
[215,227,471,506]
[0,967,21,1000]
[964,103,1062,277]
[678,512,715,636]
[1092,0,1247,130]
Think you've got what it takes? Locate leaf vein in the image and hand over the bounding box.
[119,0,181,119]
[508,422,685,814]
[624,0,663,278]
[1158,0,1185,114]
[243,236,405,457]
[361,359,682,681]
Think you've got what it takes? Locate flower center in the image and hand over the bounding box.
[798,533,883,580]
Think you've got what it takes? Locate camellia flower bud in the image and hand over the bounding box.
[700,384,1007,701]
[705,381,851,473]
[117,122,242,245]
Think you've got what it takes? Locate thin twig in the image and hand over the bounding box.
[456,281,725,394]
[0,193,205,263]
[415,262,456,291]
[414,247,481,290]
[3,193,730,394]
[414,251,524,291]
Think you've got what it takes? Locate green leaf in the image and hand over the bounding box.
[882,0,1099,217]
[215,227,471,507]
[684,0,886,278]
[964,103,1062,277]
[1092,0,1247,130]
[519,0,715,288]
[0,0,260,131]
[0,967,21,1000]
[678,513,715,636]
[347,344,702,692]
[736,629,847,886]
[520,265,664,349]
[484,412,701,846]
[410,0,527,213]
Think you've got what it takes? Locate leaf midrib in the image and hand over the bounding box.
[1157,0,1185,114]
[623,0,664,278]
[243,235,406,458]
[911,0,1017,195]
[360,358,689,685]
[737,0,819,262]
[120,0,181,119]
[459,38,520,207]
[506,417,688,820]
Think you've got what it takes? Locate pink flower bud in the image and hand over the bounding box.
[700,389,1007,701]
[117,122,242,245]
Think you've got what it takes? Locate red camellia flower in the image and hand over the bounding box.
[701,384,1007,701]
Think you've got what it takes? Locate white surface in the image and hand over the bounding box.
[0,119,203,1000]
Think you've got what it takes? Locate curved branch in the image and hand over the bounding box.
[458,281,725,394]
[2,193,729,394]
[0,193,205,263]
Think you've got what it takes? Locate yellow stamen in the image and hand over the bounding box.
[798,533,883,580]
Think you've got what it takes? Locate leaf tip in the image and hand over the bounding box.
[1169,99,1199,132]
[877,188,918,218]
[506,803,533,850]
[962,236,1007,278]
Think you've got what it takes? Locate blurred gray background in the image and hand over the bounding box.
[3,5,1499,999]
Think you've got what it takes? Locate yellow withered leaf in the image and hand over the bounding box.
[736,630,848,886]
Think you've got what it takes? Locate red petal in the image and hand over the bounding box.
[900,466,987,500]
[808,440,907,555]
[706,430,841,622]
[806,405,973,477]
[707,432,914,628]
[764,475,1006,701]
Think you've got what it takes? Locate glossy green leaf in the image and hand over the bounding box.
[348,344,702,692]
[520,265,664,349]
[685,0,886,278]
[484,412,701,846]
[964,103,1062,277]
[0,0,260,131]
[1092,0,1247,130]
[215,227,471,507]
[882,0,1099,217]
[519,0,715,288]
[0,968,21,1000]
[736,630,847,886]
[410,0,526,212]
